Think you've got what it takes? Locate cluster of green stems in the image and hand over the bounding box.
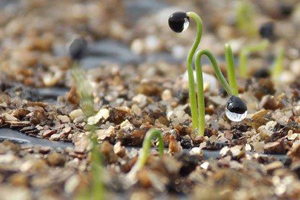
[235,0,285,80]
[185,12,238,136]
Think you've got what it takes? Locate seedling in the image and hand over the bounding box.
[236,0,257,37]
[77,128,104,200]
[239,22,277,78]
[68,37,94,117]
[68,38,103,200]
[169,12,247,136]
[225,44,239,96]
[134,129,164,171]
[271,48,285,80]
[127,129,164,182]
[239,39,269,78]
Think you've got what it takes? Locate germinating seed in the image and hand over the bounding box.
[225,95,247,122]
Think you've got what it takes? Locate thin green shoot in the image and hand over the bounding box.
[71,62,95,117]
[239,39,269,78]
[89,131,104,200]
[135,129,164,170]
[236,0,257,37]
[76,127,104,200]
[171,12,239,136]
[186,12,203,130]
[126,129,164,183]
[195,49,233,135]
[271,48,285,80]
[225,44,238,96]
[72,62,103,200]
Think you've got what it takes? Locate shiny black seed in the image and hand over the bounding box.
[226,96,247,114]
[168,12,189,33]
[259,22,274,40]
[68,37,87,61]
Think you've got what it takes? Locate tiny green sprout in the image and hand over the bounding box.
[239,21,275,78]
[71,68,95,117]
[169,12,202,130]
[68,38,103,200]
[236,0,257,37]
[271,48,285,80]
[225,44,239,96]
[76,121,104,200]
[127,129,164,183]
[68,37,94,117]
[89,133,104,200]
[135,129,164,170]
[239,39,269,78]
[169,12,245,136]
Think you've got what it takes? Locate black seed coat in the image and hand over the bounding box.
[168,12,189,33]
[68,37,87,61]
[226,96,247,114]
[259,22,274,40]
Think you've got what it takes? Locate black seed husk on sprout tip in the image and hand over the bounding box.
[226,96,247,114]
[280,4,293,17]
[68,37,87,61]
[259,22,274,40]
[168,12,189,33]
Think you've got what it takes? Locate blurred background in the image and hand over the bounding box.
[0,0,299,87]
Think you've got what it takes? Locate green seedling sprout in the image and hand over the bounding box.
[239,20,276,79]
[236,0,257,37]
[239,39,269,78]
[68,37,95,117]
[168,12,202,130]
[271,48,285,80]
[89,128,104,200]
[135,129,164,170]
[71,67,95,117]
[225,44,239,96]
[68,38,103,200]
[195,46,239,135]
[127,129,164,182]
[169,12,243,135]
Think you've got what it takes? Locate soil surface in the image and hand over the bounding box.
[0,0,300,199]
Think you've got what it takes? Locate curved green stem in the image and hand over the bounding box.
[195,50,232,135]
[225,44,238,96]
[239,39,269,78]
[271,48,284,81]
[186,12,203,129]
[71,63,95,117]
[196,50,232,95]
[136,129,164,170]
